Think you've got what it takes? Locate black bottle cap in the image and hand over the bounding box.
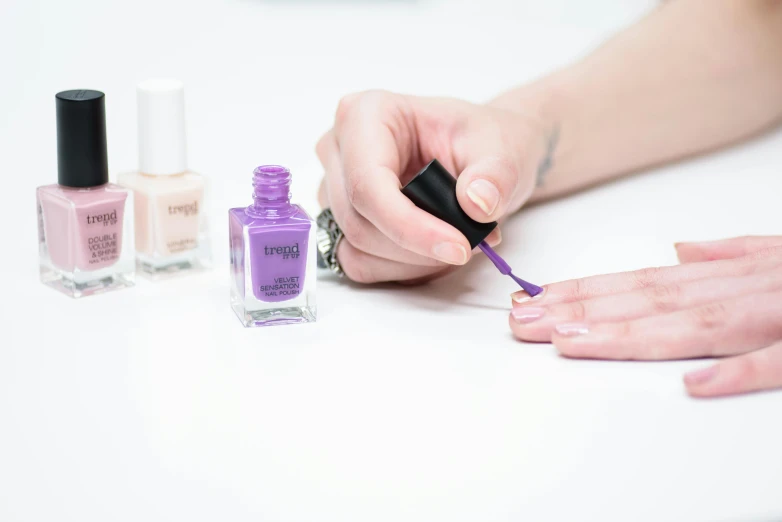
[402,159,497,249]
[55,90,109,188]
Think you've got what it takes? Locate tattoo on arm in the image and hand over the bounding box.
[536,125,560,187]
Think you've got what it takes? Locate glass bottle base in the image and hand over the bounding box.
[231,294,316,328]
[40,265,135,298]
[136,254,211,279]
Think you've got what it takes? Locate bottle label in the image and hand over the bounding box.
[160,195,201,254]
[37,186,128,273]
[248,225,310,303]
[75,204,126,270]
[133,186,203,256]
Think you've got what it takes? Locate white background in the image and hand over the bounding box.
[1,0,781,521]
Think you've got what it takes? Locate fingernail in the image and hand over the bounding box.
[511,306,546,324]
[555,323,590,337]
[512,287,546,305]
[466,179,500,217]
[487,227,502,247]
[684,365,719,386]
[432,242,467,265]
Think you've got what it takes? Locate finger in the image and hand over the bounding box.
[550,291,782,361]
[512,246,782,307]
[684,341,782,398]
[455,156,526,223]
[482,227,502,249]
[336,240,447,284]
[510,267,782,342]
[676,236,782,263]
[454,134,530,223]
[317,129,446,267]
[397,265,460,286]
[317,177,328,209]
[335,91,472,266]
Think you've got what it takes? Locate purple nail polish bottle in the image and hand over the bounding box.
[229,165,317,327]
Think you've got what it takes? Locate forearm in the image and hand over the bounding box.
[492,0,782,202]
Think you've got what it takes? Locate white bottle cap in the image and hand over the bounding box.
[137,78,187,175]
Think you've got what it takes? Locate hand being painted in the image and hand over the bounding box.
[509,236,782,398]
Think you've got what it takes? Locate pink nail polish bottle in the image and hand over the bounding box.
[37,90,135,298]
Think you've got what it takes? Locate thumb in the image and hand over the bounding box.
[455,142,530,223]
[675,236,782,263]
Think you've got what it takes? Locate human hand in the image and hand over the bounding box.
[509,236,782,398]
[316,90,549,283]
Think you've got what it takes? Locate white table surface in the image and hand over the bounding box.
[2,1,781,521]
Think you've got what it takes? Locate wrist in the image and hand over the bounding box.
[488,71,574,203]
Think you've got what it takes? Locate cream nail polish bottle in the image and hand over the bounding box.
[118,79,211,276]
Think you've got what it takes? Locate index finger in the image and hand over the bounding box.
[513,246,782,306]
[335,92,472,265]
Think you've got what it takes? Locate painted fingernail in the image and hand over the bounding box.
[432,242,467,265]
[512,287,546,305]
[511,306,546,324]
[555,323,590,337]
[466,179,500,217]
[684,365,719,386]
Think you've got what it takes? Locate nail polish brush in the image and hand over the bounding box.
[401,159,544,297]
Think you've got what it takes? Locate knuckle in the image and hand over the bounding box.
[689,303,729,330]
[344,169,368,209]
[341,262,365,283]
[387,224,412,250]
[731,356,759,385]
[487,154,521,181]
[335,93,360,123]
[337,211,366,248]
[620,321,634,338]
[359,89,393,108]
[565,300,588,322]
[315,133,330,160]
[609,321,639,358]
[631,267,663,289]
[744,246,782,265]
[345,263,373,284]
[732,246,782,275]
[317,179,328,206]
[642,283,682,313]
[568,278,591,302]
[339,248,372,284]
[735,259,761,277]
[336,90,392,124]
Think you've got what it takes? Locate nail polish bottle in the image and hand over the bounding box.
[229,165,317,327]
[37,90,135,298]
[118,79,211,277]
[402,159,543,296]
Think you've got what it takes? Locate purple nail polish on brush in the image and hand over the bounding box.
[229,165,317,327]
[478,242,543,297]
[401,159,543,297]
